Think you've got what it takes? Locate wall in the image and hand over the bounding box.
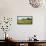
[0,0,46,40]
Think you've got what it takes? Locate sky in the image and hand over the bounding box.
[17,16,32,20]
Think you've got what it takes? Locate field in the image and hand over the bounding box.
[17,19,32,24]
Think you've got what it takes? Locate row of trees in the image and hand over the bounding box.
[22,18,32,20]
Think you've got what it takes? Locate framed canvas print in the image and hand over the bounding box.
[17,16,33,24]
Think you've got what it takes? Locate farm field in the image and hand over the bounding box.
[17,19,32,24]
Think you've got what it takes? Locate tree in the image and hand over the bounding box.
[1,17,12,40]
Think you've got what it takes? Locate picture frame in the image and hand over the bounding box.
[17,16,33,25]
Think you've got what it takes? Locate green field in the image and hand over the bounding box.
[17,19,32,24]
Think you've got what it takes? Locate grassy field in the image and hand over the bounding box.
[17,19,32,24]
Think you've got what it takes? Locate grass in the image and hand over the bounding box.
[17,19,32,24]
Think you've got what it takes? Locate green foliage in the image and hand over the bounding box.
[17,18,32,24]
[27,18,32,20]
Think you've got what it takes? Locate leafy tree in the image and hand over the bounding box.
[27,18,32,20]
